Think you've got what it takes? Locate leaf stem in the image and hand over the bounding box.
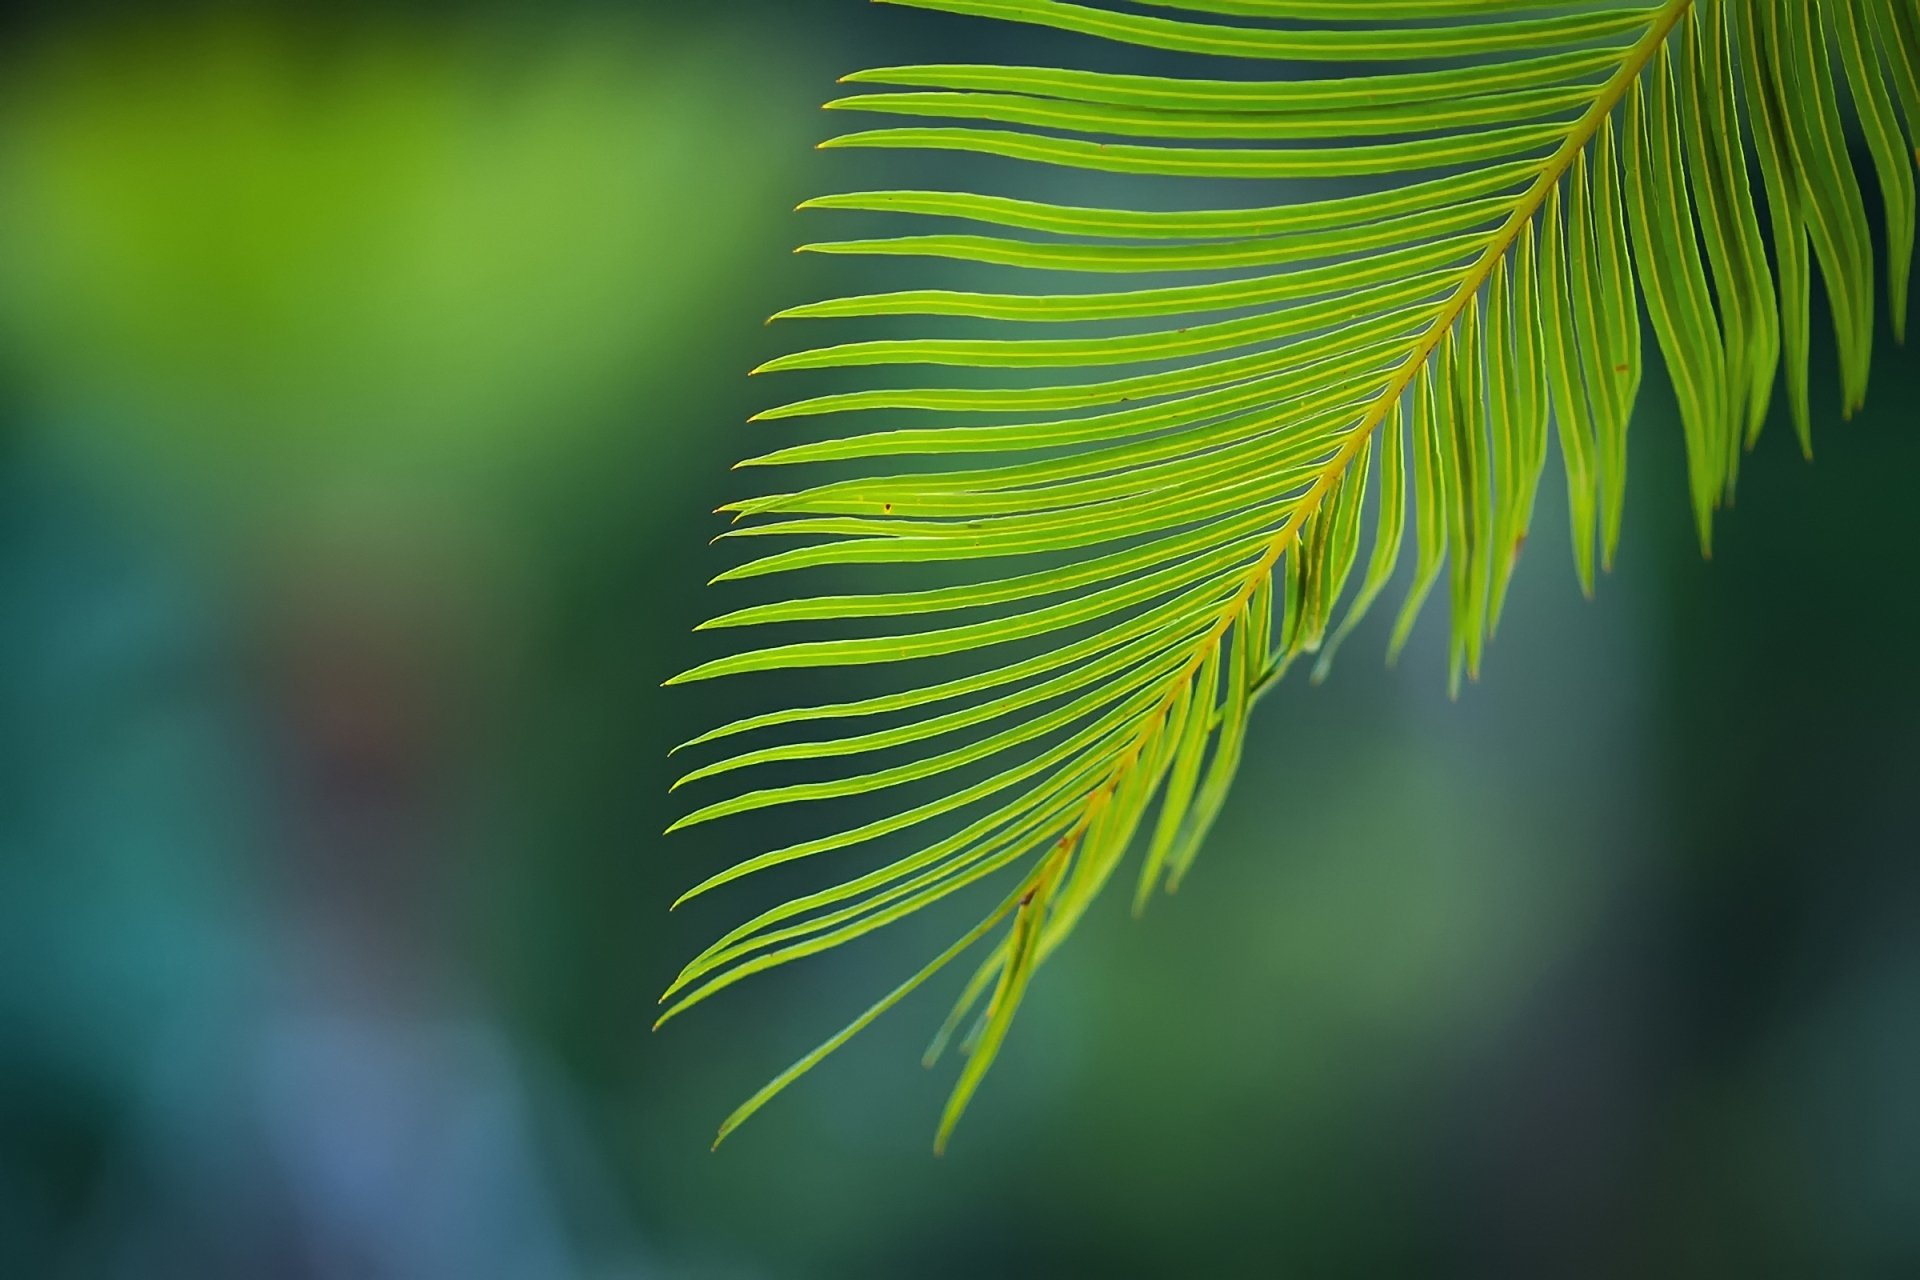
[1065,0,1695,846]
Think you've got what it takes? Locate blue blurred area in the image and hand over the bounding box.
[0,3,1916,1277]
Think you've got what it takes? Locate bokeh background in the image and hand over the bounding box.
[0,2,1915,1276]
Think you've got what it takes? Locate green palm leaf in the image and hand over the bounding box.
[666,0,1919,1151]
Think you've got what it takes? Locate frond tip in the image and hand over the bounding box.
[667,0,1920,1150]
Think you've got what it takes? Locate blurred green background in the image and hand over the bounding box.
[0,3,1915,1276]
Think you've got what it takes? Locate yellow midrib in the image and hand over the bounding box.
[1048,0,1696,867]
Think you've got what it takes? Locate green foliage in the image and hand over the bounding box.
[0,16,788,529]
[667,0,1919,1150]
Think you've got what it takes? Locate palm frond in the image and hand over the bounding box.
[666,0,1919,1151]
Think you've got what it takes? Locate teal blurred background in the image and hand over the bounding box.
[0,3,1915,1276]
